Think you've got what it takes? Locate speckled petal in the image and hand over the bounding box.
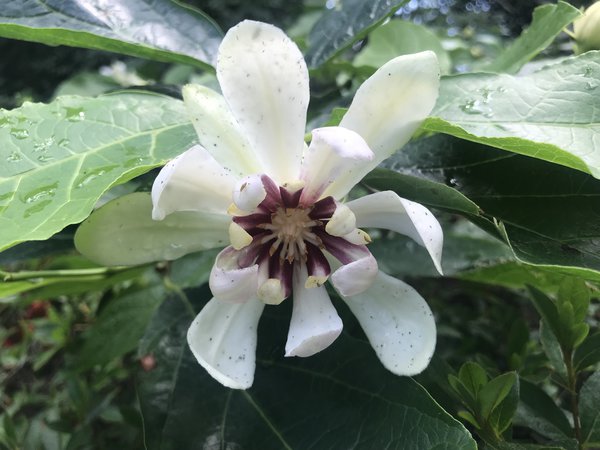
[217,20,309,183]
[182,84,261,177]
[338,271,436,376]
[285,265,343,357]
[187,296,265,389]
[340,51,439,168]
[151,145,237,220]
[347,191,443,274]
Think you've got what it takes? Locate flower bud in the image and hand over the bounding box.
[573,1,600,54]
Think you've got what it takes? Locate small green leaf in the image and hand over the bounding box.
[305,0,407,68]
[479,372,517,420]
[425,52,600,178]
[458,361,489,397]
[579,371,600,447]
[484,1,581,74]
[528,286,563,344]
[0,93,197,252]
[540,321,568,380]
[489,376,519,435]
[557,277,590,324]
[354,20,451,73]
[0,0,222,69]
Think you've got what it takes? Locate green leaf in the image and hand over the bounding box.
[489,377,519,435]
[305,0,407,68]
[557,277,590,324]
[479,372,517,420]
[458,362,489,397]
[0,92,197,252]
[0,0,222,70]
[137,286,477,449]
[579,371,600,446]
[363,169,481,217]
[513,378,571,441]
[377,134,600,279]
[484,1,581,74]
[540,321,568,380]
[77,274,165,370]
[424,52,600,178]
[528,286,563,345]
[370,221,512,278]
[354,20,451,73]
[574,331,600,371]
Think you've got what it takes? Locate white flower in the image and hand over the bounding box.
[75,20,442,389]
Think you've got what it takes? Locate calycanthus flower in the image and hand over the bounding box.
[75,20,443,389]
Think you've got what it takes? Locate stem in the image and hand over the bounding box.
[1,266,131,282]
[564,349,582,448]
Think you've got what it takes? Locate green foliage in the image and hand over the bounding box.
[425,52,600,178]
[305,0,408,68]
[0,0,222,69]
[354,20,451,73]
[0,93,196,252]
[484,1,581,74]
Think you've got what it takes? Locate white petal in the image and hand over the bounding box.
[347,191,443,274]
[209,247,258,303]
[330,252,378,297]
[325,202,357,237]
[340,51,440,166]
[285,265,343,357]
[339,271,436,376]
[187,296,265,389]
[232,174,267,212]
[217,20,309,183]
[182,84,261,177]
[75,192,229,266]
[151,145,237,220]
[299,127,374,204]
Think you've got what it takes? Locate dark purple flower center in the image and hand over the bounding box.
[232,175,367,301]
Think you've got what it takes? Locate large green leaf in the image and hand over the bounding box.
[372,134,600,279]
[424,52,600,178]
[305,0,407,68]
[0,0,222,69]
[354,20,451,73]
[137,286,477,450]
[0,92,197,251]
[484,1,581,74]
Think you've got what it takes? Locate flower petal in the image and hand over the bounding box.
[299,127,374,203]
[347,191,443,274]
[285,265,343,357]
[339,271,436,376]
[340,51,440,166]
[151,145,237,220]
[329,252,378,297]
[217,20,309,183]
[182,84,261,177]
[209,247,258,303]
[75,193,229,266]
[187,296,265,389]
